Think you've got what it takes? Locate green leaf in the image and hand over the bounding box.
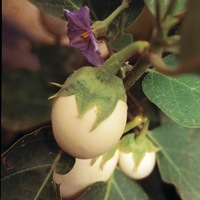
[149,123,200,200]
[1,126,75,200]
[78,167,148,200]
[28,0,85,19]
[119,0,144,28]
[110,33,133,52]
[29,0,144,31]
[142,54,200,128]
[106,22,119,39]
[144,0,186,17]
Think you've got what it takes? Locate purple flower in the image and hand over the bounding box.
[64,6,104,66]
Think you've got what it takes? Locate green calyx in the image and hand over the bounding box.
[90,143,119,170]
[49,66,127,130]
[120,133,159,172]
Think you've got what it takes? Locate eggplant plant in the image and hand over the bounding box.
[2,0,200,200]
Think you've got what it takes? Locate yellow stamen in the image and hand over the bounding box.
[80,31,90,41]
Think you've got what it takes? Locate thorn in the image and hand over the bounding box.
[50,82,63,88]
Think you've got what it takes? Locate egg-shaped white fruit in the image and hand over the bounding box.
[51,95,127,159]
[118,151,156,180]
[53,150,119,200]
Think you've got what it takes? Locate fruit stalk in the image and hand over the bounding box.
[101,41,149,75]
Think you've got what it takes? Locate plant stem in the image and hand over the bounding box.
[103,0,129,26]
[138,118,149,139]
[123,115,144,134]
[101,41,149,75]
[123,53,151,91]
[92,0,129,37]
[67,0,79,10]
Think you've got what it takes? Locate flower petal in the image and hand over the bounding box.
[64,6,90,31]
[64,6,104,66]
[80,36,104,66]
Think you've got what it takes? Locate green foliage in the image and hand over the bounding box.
[1,126,149,200]
[142,54,200,128]
[110,33,133,52]
[118,0,144,28]
[1,126,75,200]
[28,0,85,19]
[149,122,200,200]
[79,168,148,200]
[144,0,186,17]
[28,0,144,28]
[86,0,144,27]
[3,0,200,199]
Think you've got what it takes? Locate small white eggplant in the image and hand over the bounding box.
[52,95,127,159]
[119,151,156,180]
[53,150,119,200]
[50,67,127,159]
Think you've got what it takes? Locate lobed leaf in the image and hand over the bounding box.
[1,126,75,200]
[142,54,200,128]
[149,122,200,200]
